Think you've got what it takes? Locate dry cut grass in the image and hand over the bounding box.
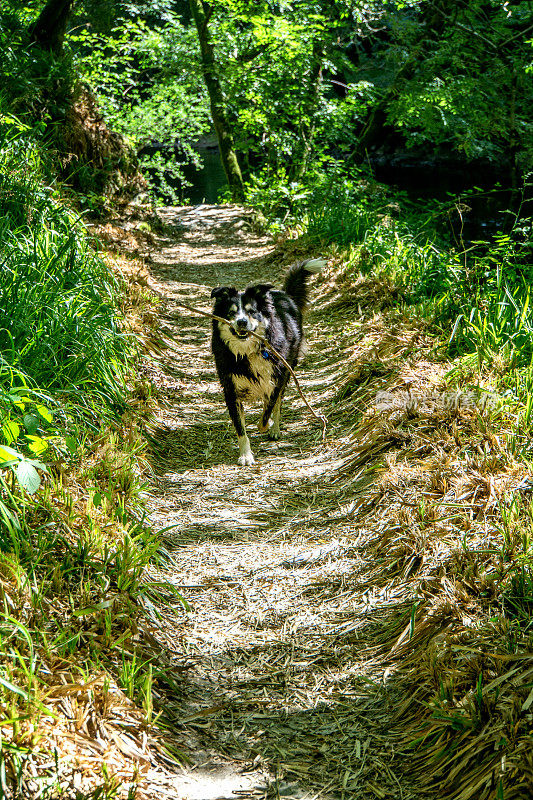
[317,266,533,800]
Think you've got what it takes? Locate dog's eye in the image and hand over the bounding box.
[229,304,238,313]
[244,304,254,312]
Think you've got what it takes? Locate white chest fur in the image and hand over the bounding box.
[231,351,274,402]
[218,323,275,403]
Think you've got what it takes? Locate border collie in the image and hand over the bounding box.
[211,258,325,465]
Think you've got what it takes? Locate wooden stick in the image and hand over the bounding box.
[172,299,328,439]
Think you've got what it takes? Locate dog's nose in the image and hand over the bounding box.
[235,318,248,330]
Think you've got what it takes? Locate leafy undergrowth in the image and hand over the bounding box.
[0,121,185,798]
[308,183,533,799]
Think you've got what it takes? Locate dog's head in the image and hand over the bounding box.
[211,284,272,340]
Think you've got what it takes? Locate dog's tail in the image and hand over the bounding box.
[283,258,326,311]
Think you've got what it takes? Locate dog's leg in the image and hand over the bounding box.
[258,369,290,439]
[236,407,255,465]
[269,393,284,439]
[224,388,255,466]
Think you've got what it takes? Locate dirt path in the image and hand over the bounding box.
[138,205,426,800]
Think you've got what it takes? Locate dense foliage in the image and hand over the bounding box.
[59,0,533,205]
[2,1,532,206]
[1,0,533,796]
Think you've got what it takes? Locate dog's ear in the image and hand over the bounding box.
[246,284,273,302]
[211,286,236,300]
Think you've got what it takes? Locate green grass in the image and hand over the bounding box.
[0,119,184,795]
[0,122,131,414]
[287,160,533,702]
[280,166,533,797]
[298,170,533,377]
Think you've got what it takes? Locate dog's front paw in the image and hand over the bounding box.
[257,418,272,434]
[237,452,256,466]
[267,426,280,441]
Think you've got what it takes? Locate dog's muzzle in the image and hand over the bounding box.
[232,318,250,339]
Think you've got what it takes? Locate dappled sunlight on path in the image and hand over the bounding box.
[138,205,429,800]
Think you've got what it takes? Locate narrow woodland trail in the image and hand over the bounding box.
[137,205,434,800]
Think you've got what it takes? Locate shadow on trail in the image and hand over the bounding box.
[140,205,434,799]
[146,421,233,472]
[147,413,325,474]
[149,246,283,291]
[159,595,416,800]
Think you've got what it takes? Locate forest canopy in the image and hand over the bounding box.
[2,0,532,208]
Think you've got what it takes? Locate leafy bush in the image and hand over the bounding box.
[68,15,210,201]
[305,175,381,247]
[447,230,533,371]
[244,167,312,227]
[0,11,76,123]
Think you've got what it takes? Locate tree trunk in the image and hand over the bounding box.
[189,0,246,203]
[29,0,74,54]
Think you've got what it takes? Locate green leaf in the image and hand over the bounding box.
[65,435,78,454]
[23,414,40,435]
[16,461,41,494]
[73,599,115,617]
[35,404,53,424]
[26,435,49,456]
[26,459,49,475]
[2,420,21,444]
[9,390,30,411]
[0,444,21,466]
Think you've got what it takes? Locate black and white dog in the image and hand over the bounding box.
[211,258,324,466]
